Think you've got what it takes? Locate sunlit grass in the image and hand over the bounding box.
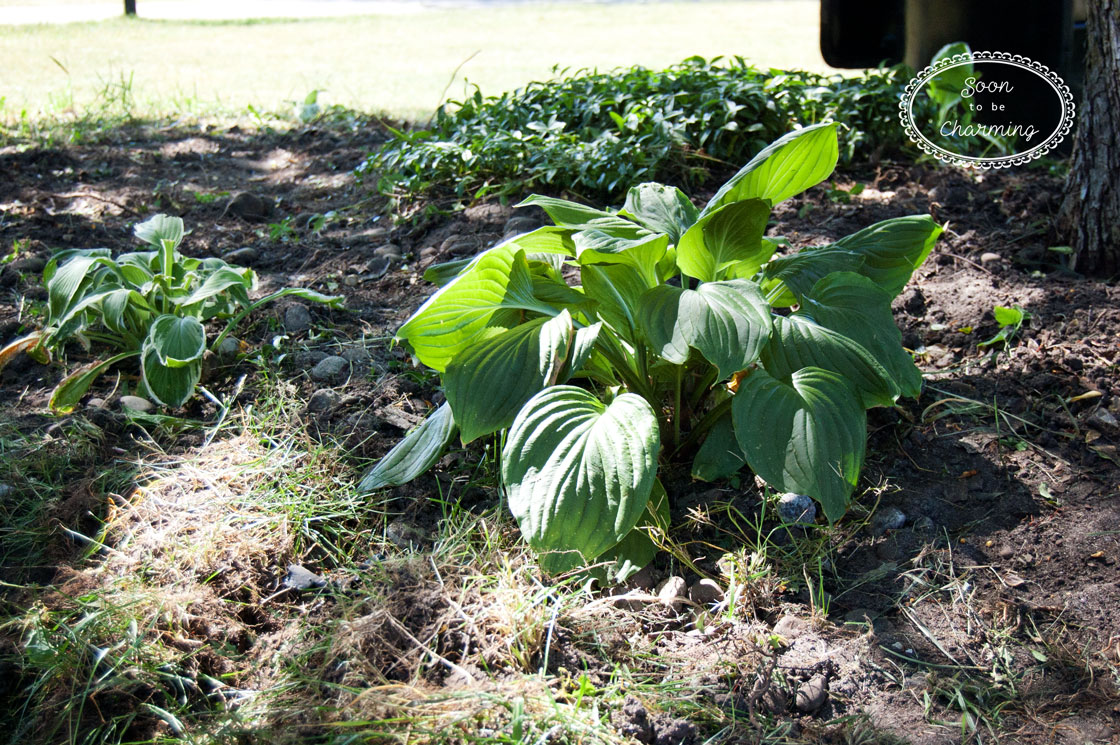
[1,1,834,124]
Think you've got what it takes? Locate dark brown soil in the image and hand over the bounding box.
[1,123,1118,744]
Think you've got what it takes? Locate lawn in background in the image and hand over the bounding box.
[1,1,833,124]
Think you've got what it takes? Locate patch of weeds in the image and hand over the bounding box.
[359,56,920,202]
[266,216,297,243]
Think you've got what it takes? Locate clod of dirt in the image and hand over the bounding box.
[656,576,688,611]
[869,506,906,536]
[612,696,654,743]
[772,615,809,640]
[688,579,724,605]
[224,192,274,221]
[119,395,154,413]
[651,716,697,745]
[307,389,340,413]
[283,304,313,334]
[283,564,327,592]
[795,673,829,713]
[311,356,350,383]
[222,246,259,265]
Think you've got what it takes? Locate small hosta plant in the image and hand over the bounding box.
[360,123,941,576]
[0,214,340,411]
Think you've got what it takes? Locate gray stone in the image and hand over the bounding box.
[772,614,808,640]
[795,674,829,713]
[216,337,242,357]
[374,243,403,260]
[310,355,350,383]
[308,389,339,413]
[688,578,725,605]
[778,492,817,524]
[119,395,154,413]
[87,398,107,409]
[503,215,540,235]
[341,347,372,365]
[0,484,12,499]
[283,564,327,591]
[625,564,657,592]
[870,506,906,536]
[364,255,391,278]
[1087,407,1119,432]
[343,275,359,287]
[911,515,936,535]
[221,247,258,265]
[440,235,478,256]
[225,192,273,221]
[419,246,439,263]
[979,252,1001,265]
[283,305,313,334]
[656,576,688,611]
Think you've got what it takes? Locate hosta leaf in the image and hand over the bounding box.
[510,225,577,256]
[636,285,689,364]
[397,243,556,372]
[573,230,668,286]
[799,272,922,398]
[619,182,699,243]
[732,367,865,521]
[141,348,201,408]
[503,386,660,574]
[47,255,115,321]
[676,198,771,283]
[517,195,646,238]
[702,122,838,217]
[763,315,899,408]
[444,310,574,444]
[49,350,139,414]
[594,480,669,583]
[763,215,942,300]
[558,322,601,382]
[175,266,255,308]
[134,214,184,250]
[581,263,650,343]
[692,409,747,482]
[358,402,458,491]
[146,315,206,368]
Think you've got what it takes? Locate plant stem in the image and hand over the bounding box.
[672,394,733,458]
[687,366,719,410]
[765,280,790,305]
[673,365,683,449]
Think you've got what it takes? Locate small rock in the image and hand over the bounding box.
[778,493,817,524]
[929,185,966,206]
[283,305,313,334]
[307,389,339,413]
[625,564,658,592]
[503,215,540,235]
[216,337,242,357]
[419,246,439,263]
[364,255,391,278]
[221,247,258,265]
[1087,407,1119,432]
[87,398,107,409]
[374,243,402,260]
[0,484,12,499]
[283,564,327,591]
[688,578,725,605]
[463,203,505,221]
[870,506,906,536]
[343,275,359,287]
[998,545,1014,560]
[341,347,371,365]
[656,576,688,611]
[310,355,350,383]
[911,515,936,535]
[440,235,478,256]
[385,519,423,549]
[979,252,1001,265]
[225,192,273,221]
[795,674,829,713]
[119,395,154,413]
[772,615,808,640]
[9,256,47,274]
[292,350,329,368]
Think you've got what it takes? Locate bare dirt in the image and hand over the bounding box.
[1,122,1118,744]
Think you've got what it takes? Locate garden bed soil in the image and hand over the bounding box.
[1,122,1118,744]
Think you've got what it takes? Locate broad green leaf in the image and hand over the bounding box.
[720,237,781,281]
[503,386,660,574]
[799,272,922,398]
[49,351,139,414]
[763,215,942,300]
[692,409,747,481]
[47,255,114,321]
[101,289,139,335]
[517,195,646,237]
[134,214,184,250]
[640,280,772,378]
[701,122,838,217]
[141,348,201,408]
[763,315,899,408]
[676,198,771,282]
[358,402,458,491]
[175,266,255,308]
[509,225,577,256]
[618,182,699,243]
[573,230,668,286]
[732,367,865,521]
[146,315,206,368]
[424,257,473,287]
[444,311,574,443]
[581,263,650,343]
[993,305,1025,327]
[636,285,689,364]
[397,244,556,372]
[558,322,601,382]
[594,480,669,583]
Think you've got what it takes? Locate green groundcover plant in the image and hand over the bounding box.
[360,123,941,578]
[0,214,340,411]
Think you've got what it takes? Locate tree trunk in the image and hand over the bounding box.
[124,0,136,15]
[1059,1,1120,276]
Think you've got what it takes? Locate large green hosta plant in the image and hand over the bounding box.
[360,123,941,575]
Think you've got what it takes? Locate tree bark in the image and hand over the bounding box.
[124,0,136,15]
[1059,1,1120,277]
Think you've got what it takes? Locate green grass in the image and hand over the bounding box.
[1,1,834,124]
